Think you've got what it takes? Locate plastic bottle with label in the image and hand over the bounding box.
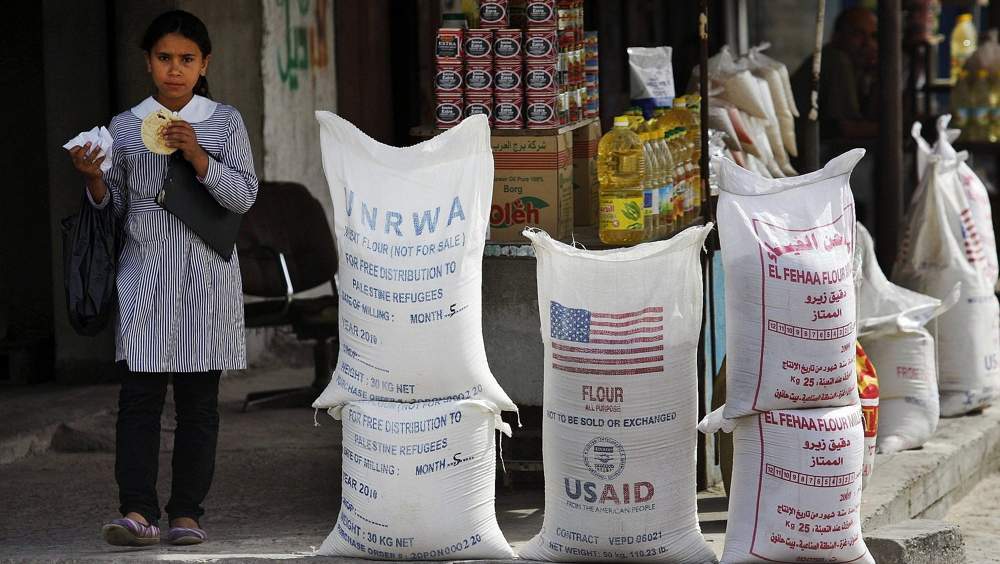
[971,69,991,141]
[665,128,688,228]
[990,70,1000,143]
[950,13,978,84]
[685,95,704,217]
[640,129,660,241]
[657,125,676,238]
[952,69,971,131]
[598,116,646,245]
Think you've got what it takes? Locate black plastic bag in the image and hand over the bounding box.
[62,195,118,336]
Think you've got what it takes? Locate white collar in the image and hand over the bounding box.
[130,95,218,123]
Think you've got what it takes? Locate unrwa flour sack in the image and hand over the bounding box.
[718,149,865,418]
[519,226,716,564]
[313,113,514,412]
[318,399,514,560]
[699,405,874,564]
[892,142,1000,416]
[855,224,954,453]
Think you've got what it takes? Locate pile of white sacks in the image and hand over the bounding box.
[312,113,720,562]
[307,110,999,563]
[694,43,801,179]
[701,149,876,564]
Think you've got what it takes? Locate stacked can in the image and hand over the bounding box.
[494,29,524,129]
[524,0,558,129]
[435,1,594,131]
[464,29,495,126]
[435,28,464,129]
[557,0,586,124]
[584,31,599,118]
[479,0,509,29]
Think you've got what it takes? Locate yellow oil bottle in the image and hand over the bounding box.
[598,116,646,245]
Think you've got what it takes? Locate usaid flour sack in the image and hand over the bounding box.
[855,224,953,453]
[318,400,514,560]
[313,113,514,412]
[932,117,999,286]
[699,405,874,564]
[892,141,1000,416]
[519,226,716,564]
[718,149,865,418]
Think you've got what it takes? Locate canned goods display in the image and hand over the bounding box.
[435,95,464,129]
[435,28,463,61]
[434,0,595,131]
[464,96,494,126]
[464,29,494,60]
[494,64,523,94]
[494,29,522,60]
[434,62,464,93]
[525,0,557,28]
[526,95,559,128]
[525,29,558,61]
[464,62,494,93]
[479,0,509,29]
[494,96,524,129]
[525,62,558,95]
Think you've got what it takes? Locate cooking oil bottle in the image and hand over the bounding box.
[665,128,687,228]
[641,129,661,241]
[598,116,646,245]
[972,69,991,141]
[685,95,704,217]
[657,125,676,238]
[950,13,977,84]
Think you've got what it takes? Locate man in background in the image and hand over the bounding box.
[793,6,880,141]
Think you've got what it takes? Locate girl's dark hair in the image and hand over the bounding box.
[140,10,213,98]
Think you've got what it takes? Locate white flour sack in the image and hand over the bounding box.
[699,405,874,564]
[313,113,515,412]
[718,149,865,418]
[892,150,1000,416]
[519,225,717,564]
[317,399,514,560]
[855,225,954,453]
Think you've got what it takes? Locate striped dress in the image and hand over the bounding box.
[90,95,258,372]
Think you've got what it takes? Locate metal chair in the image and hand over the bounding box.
[237,181,339,410]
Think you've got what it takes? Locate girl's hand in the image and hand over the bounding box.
[163,120,209,177]
[68,142,105,182]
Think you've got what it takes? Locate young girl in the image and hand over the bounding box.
[68,10,258,547]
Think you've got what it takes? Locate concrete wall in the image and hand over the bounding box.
[262,0,337,225]
[41,0,115,382]
[3,2,52,353]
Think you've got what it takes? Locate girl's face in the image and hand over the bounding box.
[146,32,210,103]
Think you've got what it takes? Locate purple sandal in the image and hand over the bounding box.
[166,526,207,546]
[102,517,160,547]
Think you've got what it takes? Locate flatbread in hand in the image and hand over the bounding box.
[141,109,177,155]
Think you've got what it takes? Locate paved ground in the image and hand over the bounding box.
[5,366,999,563]
[0,368,729,562]
[946,472,1000,563]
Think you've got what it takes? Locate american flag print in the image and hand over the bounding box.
[549,301,665,376]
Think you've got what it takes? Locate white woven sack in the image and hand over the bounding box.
[929,116,999,287]
[892,146,1000,416]
[312,113,515,412]
[317,399,514,560]
[719,149,865,418]
[699,405,875,564]
[519,225,716,564]
[855,225,954,453]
